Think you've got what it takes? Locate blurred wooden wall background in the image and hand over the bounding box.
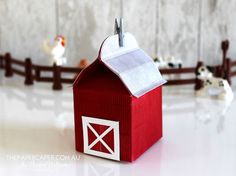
[0,0,236,66]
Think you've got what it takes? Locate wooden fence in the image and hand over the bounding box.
[1,40,236,91]
[0,53,82,90]
[0,52,204,90]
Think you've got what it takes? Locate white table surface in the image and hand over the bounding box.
[0,72,236,176]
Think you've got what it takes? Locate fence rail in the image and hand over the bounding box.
[160,67,195,74]
[12,68,25,76]
[167,78,196,86]
[230,60,236,78]
[231,60,236,67]
[11,58,25,66]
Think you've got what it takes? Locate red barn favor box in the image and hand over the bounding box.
[73,33,166,162]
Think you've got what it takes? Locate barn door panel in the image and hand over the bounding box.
[82,116,120,161]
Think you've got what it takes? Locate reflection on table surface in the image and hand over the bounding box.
[0,73,236,176]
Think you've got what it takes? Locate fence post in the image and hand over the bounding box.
[221,40,229,77]
[24,58,34,85]
[225,58,231,85]
[0,55,3,68]
[4,53,13,77]
[215,65,222,77]
[52,63,62,90]
[194,61,204,90]
[221,40,229,63]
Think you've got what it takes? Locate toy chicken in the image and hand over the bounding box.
[43,35,67,65]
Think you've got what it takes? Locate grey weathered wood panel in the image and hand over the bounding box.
[0,0,56,64]
[158,0,199,66]
[201,0,236,65]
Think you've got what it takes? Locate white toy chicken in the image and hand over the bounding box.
[43,35,67,66]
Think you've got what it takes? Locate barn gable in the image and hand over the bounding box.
[74,33,166,97]
[100,32,166,97]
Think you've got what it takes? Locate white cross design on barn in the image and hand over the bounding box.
[82,116,120,161]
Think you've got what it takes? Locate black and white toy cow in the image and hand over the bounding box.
[153,56,182,69]
[196,66,234,101]
[153,56,182,80]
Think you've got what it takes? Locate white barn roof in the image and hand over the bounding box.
[100,33,166,97]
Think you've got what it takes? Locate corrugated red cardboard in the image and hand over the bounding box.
[73,59,162,162]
